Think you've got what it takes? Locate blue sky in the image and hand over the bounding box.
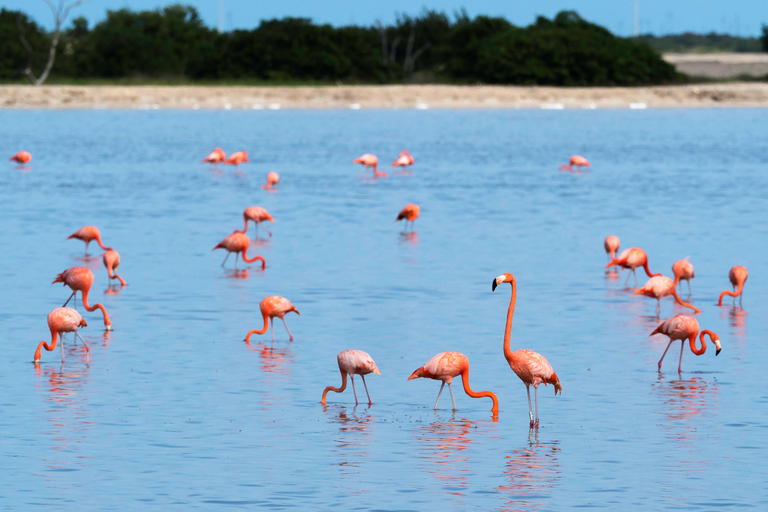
[4,0,767,37]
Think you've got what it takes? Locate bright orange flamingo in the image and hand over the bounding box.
[718,266,748,306]
[650,315,721,373]
[633,275,701,316]
[604,235,620,262]
[262,171,280,190]
[353,153,387,178]
[244,296,300,343]
[213,231,265,269]
[321,350,381,405]
[34,307,89,363]
[68,226,110,256]
[396,203,420,232]
[493,273,562,428]
[408,352,498,415]
[242,206,275,238]
[9,151,31,164]
[672,257,695,294]
[606,247,661,286]
[52,267,113,331]
[224,151,248,170]
[102,249,127,286]
[392,150,414,172]
[559,155,590,172]
[202,147,226,166]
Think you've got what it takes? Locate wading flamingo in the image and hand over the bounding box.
[34,307,88,363]
[606,248,661,286]
[604,235,620,262]
[718,266,748,306]
[396,203,420,232]
[52,267,113,330]
[408,352,498,415]
[9,151,31,164]
[262,171,279,190]
[672,258,694,294]
[244,296,300,343]
[202,147,226,166]
[353,154,387,178]
[493,273,562,428]
[242,206,275,238]
[392,150,414,172]
[321,350,381,405]
[633,275,701,316]
[224,151,248,170]
[212,231,266,269]
[102,249,127,286]
[559,155,590,172]
[68,226,110,256]
[651,315,721,373]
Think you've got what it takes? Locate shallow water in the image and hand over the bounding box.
[1,108,766,510]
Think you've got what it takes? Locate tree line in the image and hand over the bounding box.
[1,4,684,86]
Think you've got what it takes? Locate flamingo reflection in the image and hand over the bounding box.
[415,416,475,495]
[399,231,419,246]
[324,405,375,472]
[497,431,561,512]
[246,342,293,376]
[652,374,720,443]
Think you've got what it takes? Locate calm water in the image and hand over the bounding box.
[1,108,766,510]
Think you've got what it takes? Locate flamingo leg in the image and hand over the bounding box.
[677,340,686,374]
[655,300,660,317]
[270,317,275,343]
[526,386,534,427]
[75,332,90,362]
[234,253,239,270]
[60,332,65,364]
[624,269,631,286]
[361,374,372,405]
[448,382,457,411]
[434,382,445,409]
[350,375,359,405]
[221,252,230,267]
[281,317,294,341]
[658,339,674,370]
[633,269,638,287]
[84,241,90,256]
[62,291,76,308]
[687,280,692,296]
[261,223,272,238]
[534,386,540,427]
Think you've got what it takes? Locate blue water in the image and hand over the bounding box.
[1,108,766,510]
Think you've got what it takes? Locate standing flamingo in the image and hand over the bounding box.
[633,275,701,315]
[391,150,414,172]
[718,266,748,306]
[604,235,620,262]
[68,226,110,256]
[34,307,89,363]
[606,248,661,286]
[102,249,127,286]
[262,171,280,190]
[671,258,695,294]
[396,203,420,232]
[52,267,113,330]
[242,206,275,238]
[408,352,499,415]
[212,231,266,269]
[224,151,248,170]
[559,155,590,172]
[493,273,562,428]
[321,350,381,405]
[650,315,721,373]
[353,154,387,178]
[244,296,300,343]
[9,151,32,164]
[202,147,226,166]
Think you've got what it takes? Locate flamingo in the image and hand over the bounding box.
[52,267,113,331]
[493,273,562,428]
[262,171,279,190]
[244,296,300,343]
[408,352,499,415]
[34,307,89,363]
[9,151,31,164]
[102,249,127,286]
[353,153,387,178]
[671,258,694,294]
[604,235,620,262]
[223,151,248,170]
[633,275,701,315]
[321,350,381,405]
[202,147,226,166]
[242,206,275,238]
[396,203,420,232]
[212,231,265,269]
[392,150,414,172]
[559,155,590,172]
[67,226,110,256]
[606,248,661,286]
[650,315,721,373]
[718,266,748,306]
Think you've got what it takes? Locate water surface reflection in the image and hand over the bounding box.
[496,431,561,512]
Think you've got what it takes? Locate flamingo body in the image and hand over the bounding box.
[604,235,620,261]
[102,249,127,286]
[651,315,721,373]
[321,349,381,405]
[34,307,88,363]
[9,151,31,163]
[718,266,748,306]
[224,151,248,169]
[202,147,226,164]
[67,226,110,255]
[213,231,265,269]
[243,206,275,238]
[354,153,387,177]
[262,171,280,190]
[633,275,701,314]
[52,267,112,330]
[559,155,590,172]
[396,203,420,232]
[391,150,414,170]
[606,247,660,286]
[245,296,300,343]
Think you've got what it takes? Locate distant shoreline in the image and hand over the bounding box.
[2,83,768,109]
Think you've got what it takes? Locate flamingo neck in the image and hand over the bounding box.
[242,252,265,268]
[718,280,745,305]
[670,289,701,314]
[503,279,517,363]
[689,330,710,356]
[34,330,59,362]
[245,313,270,342]
[321,370,348,404]
[460,370,498,415]
[642,261,658,278]
[95,235,110,251]
[81,289,112,328]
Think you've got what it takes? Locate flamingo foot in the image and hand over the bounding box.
[534,419,540,428]
[529,419,535,428]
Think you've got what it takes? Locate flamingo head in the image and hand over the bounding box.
[712,335,722,356]
[492,273,515,291]
[79,318,88,328]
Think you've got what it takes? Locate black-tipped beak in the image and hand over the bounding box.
[492,279,498,292]
[716,348,721,356]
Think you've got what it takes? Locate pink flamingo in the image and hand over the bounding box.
[493,273,562,427]
[52,267,113,330]
[672,258,694,294]
[408,352,499,415]
[396,203,420,232]
[604,235,620,262]
[559,155,590,172]
[392,150,414,172]
[102,249,127,286]
[353,154,387,178]
[224,151,248,170]
[212,231,265,269]
[244,296,300,343]
[262,171,279,190]
[321,349,381,405]
[34,307,89,363]
[68,226,110,256]
[202,147,226,166]
[9,151,32,164]
[651,315,721,373]
[718,266,748,306]
[242,206,275,238]
[633,275,701,315]
[606,247,661,286]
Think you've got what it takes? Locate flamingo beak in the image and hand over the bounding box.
[492,278,498,292]
[492,275,505,292]
[714,338,722,355]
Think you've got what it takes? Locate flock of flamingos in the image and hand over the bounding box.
[12,147,748,428]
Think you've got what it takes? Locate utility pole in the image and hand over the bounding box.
[217,0,224,33]
[633,0,640,37]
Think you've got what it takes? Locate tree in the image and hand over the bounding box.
[762,24,768,53]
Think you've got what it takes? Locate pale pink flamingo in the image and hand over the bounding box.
[672,258,694,294]
[559,155,590,172]
[604,235,620,262]
[651,315,721,373]
[321,350,381,405]
[212,231,265,269]
[396,203,420,232]
[202,147,226,166]
[606,247,661,286]
[68,226,110,256]
[262,171,279,190]
[353,153,387,178]
[102,249,127,286]
[392,150,414,172]
[242,206,275,238]
[244,296,300,343]
[718,266,748,306]
[34,307,89,363]
[493,273,562,427]
[633,275,701,316]
[224,151,248,170]
[9,151,31,164]
[408,352,499,415]
[53,267,113,330]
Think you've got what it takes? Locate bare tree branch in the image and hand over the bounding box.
[376,19,388,65]
[389,37,401,66]
[408,42,431,73]
[403,27,415,71]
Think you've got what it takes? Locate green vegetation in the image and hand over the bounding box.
[0,5,679,86]
[638,32,763,53]
[762,25,768,52]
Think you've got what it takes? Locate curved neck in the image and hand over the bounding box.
[81,290,112,327]
[460,370,498,415]
[34,330,59,361]
[111,273,127,287]
[321,370,348,404]
[242,216,250,233]
[245,313,270,342]
[95,235,109,251]
[672,273,680,286]
[242,252,265,268]
[503,279,517,362]
[689,330,709,356]
[642,261,656,278]
[670,289,701,314]
[718,281,744,305]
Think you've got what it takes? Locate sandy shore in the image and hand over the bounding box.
[2,83,768,109]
